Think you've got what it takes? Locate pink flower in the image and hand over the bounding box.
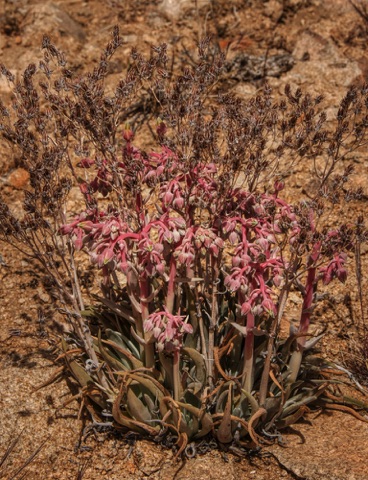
[74,229,84,250]
[173,195,184,210]
[273,274,283,288]
[257,237,269,252]
[224,275,241,292]
[164,190,174,205]
[262,298,277,317]
[59,224,74,235]
[241,302,252,316]
[229,231,239,245]
[157,121,167,137]
[77,158,95,168]
[337,266,347,283]
[123,124,134,142]
[320,253,348,285]
[144,308,193,352]
[274,180,285,193]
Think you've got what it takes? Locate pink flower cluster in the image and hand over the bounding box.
[77,159,113,200]
[143,308,193,352]
[222,192,291,319]
[319,252,347,285]
[60,129,351,349]
[60,209,136,274]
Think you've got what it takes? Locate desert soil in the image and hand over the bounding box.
[1,0,368,479]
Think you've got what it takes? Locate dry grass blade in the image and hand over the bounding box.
[355,216,365,327]
[0,432,49,480]
[9,438,49,480]
[75,458,91,480]
[0,432,22,471]
[349,0,368,23]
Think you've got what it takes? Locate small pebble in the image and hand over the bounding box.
[7,168,30,189]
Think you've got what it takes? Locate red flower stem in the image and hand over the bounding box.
[258,254,298,407]
[287,244,320,389]
[139,275,155,368]
[173,349,180,401]
[166,257,176,314]
[242,311,255,392]
[136,191,145,226]
[259,283,289,407]
[297,240,321,347]
[298,267,316,345]
[208,254,220,388]
[194,286,208,370]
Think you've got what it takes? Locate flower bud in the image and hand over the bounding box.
[77,158,95,168]
[337,267,347,283]
[214,237,224,248]
[178,252,187,264]
[156,262,166,275]
[193,236,201,249]
[257,237,269,251]
[273,274,283,287]
[101,223,111,236]
[203,235,212,248]
[74,230,84,250]
[172,229,181,243]
[79,182,90,195]
[123,124,134,142]
[153,326,161,338]
[232,255,242,267]
[262,298,276,317]
[59,224,74,235]
[102,248,114,266]
[229,231,239,245]
[157,120,167,137]
[163,190,174,205]
[274,180,285,193]
[143,318,154,332]
[241,301,252,316]
[186,252,195,265]
[173,195,184,210]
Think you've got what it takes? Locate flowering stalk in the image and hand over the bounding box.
[242,311,255,392]
[144,308,193,399]
[166,257,179,397]
[172,349,180,402]
[166,257,177,314]
[139,275,155,368]
[208,254,220,387]
[258,283,289,407]
[287,242,321,390]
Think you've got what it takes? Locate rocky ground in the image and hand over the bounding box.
[1,0,368,479]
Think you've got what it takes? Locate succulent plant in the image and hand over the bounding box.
[58,129,368,453]
[1,29,367,457]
